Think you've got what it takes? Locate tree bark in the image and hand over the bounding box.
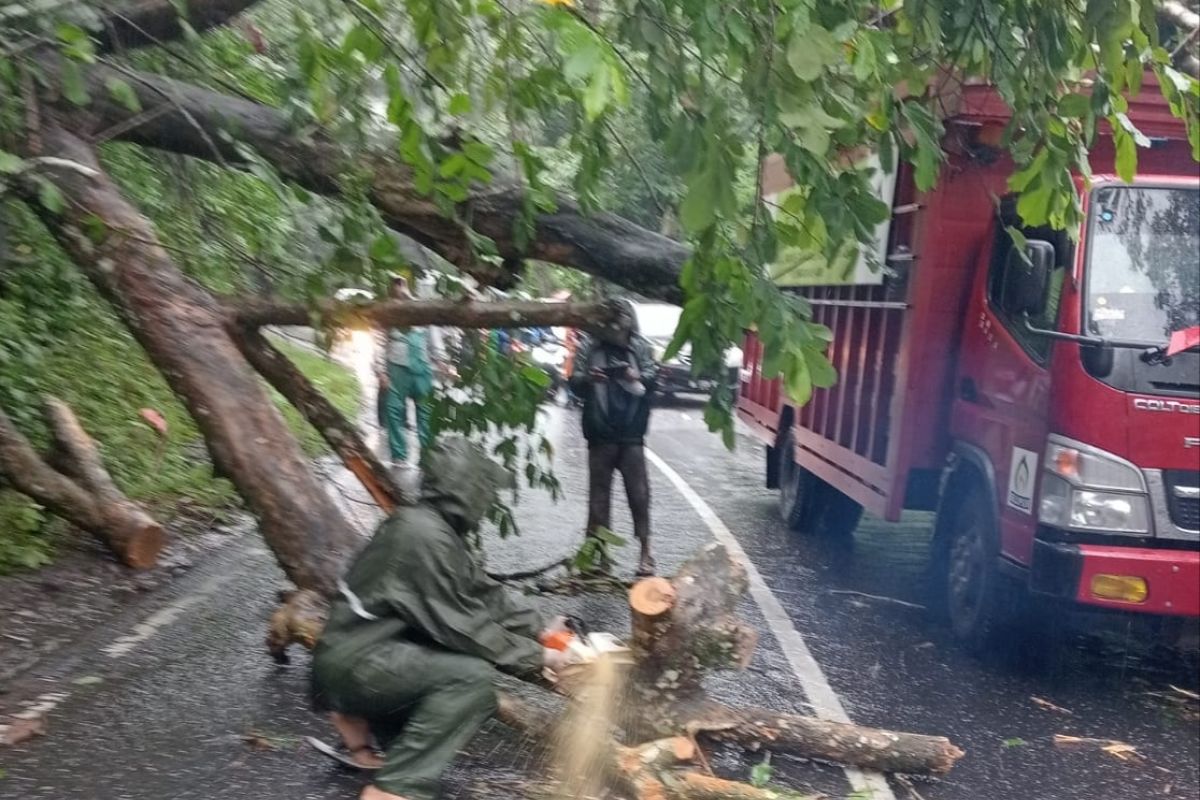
[0,401,164,569]
[230,325,403,512]
[38,56,688,302]
[629,545,759,699]
[19,124,361,595]
[93,0,263,52]
[228,297,621,332]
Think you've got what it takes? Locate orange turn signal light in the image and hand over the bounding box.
[1090,574,1148,603]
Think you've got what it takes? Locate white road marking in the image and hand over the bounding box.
[103,570,235,658]
[645,447,897,800]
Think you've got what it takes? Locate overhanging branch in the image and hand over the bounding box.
[227,297,623,332]
[36,55,688,302]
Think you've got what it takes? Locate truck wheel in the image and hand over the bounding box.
[940,482,1023,653]
[810,482,864,539]
[777,429,815,531]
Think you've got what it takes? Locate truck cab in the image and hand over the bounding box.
[738,78,1199,650]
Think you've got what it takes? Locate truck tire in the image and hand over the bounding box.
[810,482,864,539]
[777,428,816,531]
[936,480,1025,653]
[777,429,863,536]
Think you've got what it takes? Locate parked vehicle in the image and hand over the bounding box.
[737,76,1199,651]
[634,303,743,398]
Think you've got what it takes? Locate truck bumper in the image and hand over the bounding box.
[1030,540,1200,616]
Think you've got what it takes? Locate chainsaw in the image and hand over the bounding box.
[539,615,631,684]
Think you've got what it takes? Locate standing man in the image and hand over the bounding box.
[311,437,568,800]
[377,276,438,467]
[569,300,659,576]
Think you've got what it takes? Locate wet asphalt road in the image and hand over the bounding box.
[1,403,1197,800]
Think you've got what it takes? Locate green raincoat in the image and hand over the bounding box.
[312,438,543,799]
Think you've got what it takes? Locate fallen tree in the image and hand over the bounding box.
[0,397,164,568]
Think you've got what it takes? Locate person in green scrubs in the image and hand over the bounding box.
[311,437,566,800]
[377,276,438,465]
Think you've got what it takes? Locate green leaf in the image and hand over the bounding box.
[60,60,90,106]
[803,347,837,389]
[787,26,838,81]
[520,364,552,390]
[1017,184,1053,225]
[1002,737,1028,749]
[583,65,612,120]
[35,178,65,214]
[1057,93,1090,118]
[448,92,472,115]
[679,174,717,233]
[784,351,813,405]
[749,753,773,788]
[105,78,141,112]
[0,151,24,174]
[1113,112,1151,147]
[1113,125,1137,182]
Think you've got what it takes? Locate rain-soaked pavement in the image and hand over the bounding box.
[1,401,1197,800]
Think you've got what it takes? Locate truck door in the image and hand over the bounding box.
[952,219,1068,566]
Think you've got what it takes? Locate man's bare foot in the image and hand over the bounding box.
[329,712,383,767]
[361,785,410,800]
[635,550,656,577]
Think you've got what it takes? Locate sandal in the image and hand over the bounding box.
[305,736,382,771]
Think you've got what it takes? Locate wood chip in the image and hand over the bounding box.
[0,716,47,746]
[1053,734,1144,762]
[1031,696,1073,715]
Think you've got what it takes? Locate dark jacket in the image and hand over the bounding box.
[569,334,658,445]
[313,440,543,682]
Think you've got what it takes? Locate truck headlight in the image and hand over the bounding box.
[1038,436,1151,534]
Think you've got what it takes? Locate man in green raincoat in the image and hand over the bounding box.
[311,437,563,800]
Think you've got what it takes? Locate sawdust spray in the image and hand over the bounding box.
[551,652,628,799]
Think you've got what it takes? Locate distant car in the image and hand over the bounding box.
[633,303,742,398]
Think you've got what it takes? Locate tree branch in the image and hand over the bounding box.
[94,0,265,52]
[1160,0,1200,77]
[229,325,404,511]
[227,297,623,332]
[0,400,164,569]
[37,55,689,302]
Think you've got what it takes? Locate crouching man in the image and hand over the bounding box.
[311,437,566,800]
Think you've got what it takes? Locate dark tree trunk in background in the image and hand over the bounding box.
[20,124,360,594]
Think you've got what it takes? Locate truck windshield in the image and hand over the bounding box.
[1086,186,1199,344]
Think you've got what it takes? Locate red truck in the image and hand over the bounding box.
[738,78,1200,650]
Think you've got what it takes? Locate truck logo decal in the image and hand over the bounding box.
[1186,437,1200,449]
[1134,398,1200,414]
[1007,447,1038,515]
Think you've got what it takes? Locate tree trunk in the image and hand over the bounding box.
[38,55,689,301]
[0,401,163,568]
[19,124,360,595]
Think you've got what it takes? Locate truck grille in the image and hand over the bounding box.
[1165,471,1200,532]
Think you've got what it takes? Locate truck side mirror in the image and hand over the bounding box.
[1001,239,1054,317]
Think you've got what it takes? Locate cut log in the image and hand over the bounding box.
[0,402,164,568]
[681,700,964,775]
[18,125,361,595]
[630,544,759,699]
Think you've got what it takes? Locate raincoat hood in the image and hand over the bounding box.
[420,437,514,535]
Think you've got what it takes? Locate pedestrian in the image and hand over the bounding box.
[310,437,570,800]
[569,299,659,576]
[376,276,440,467]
